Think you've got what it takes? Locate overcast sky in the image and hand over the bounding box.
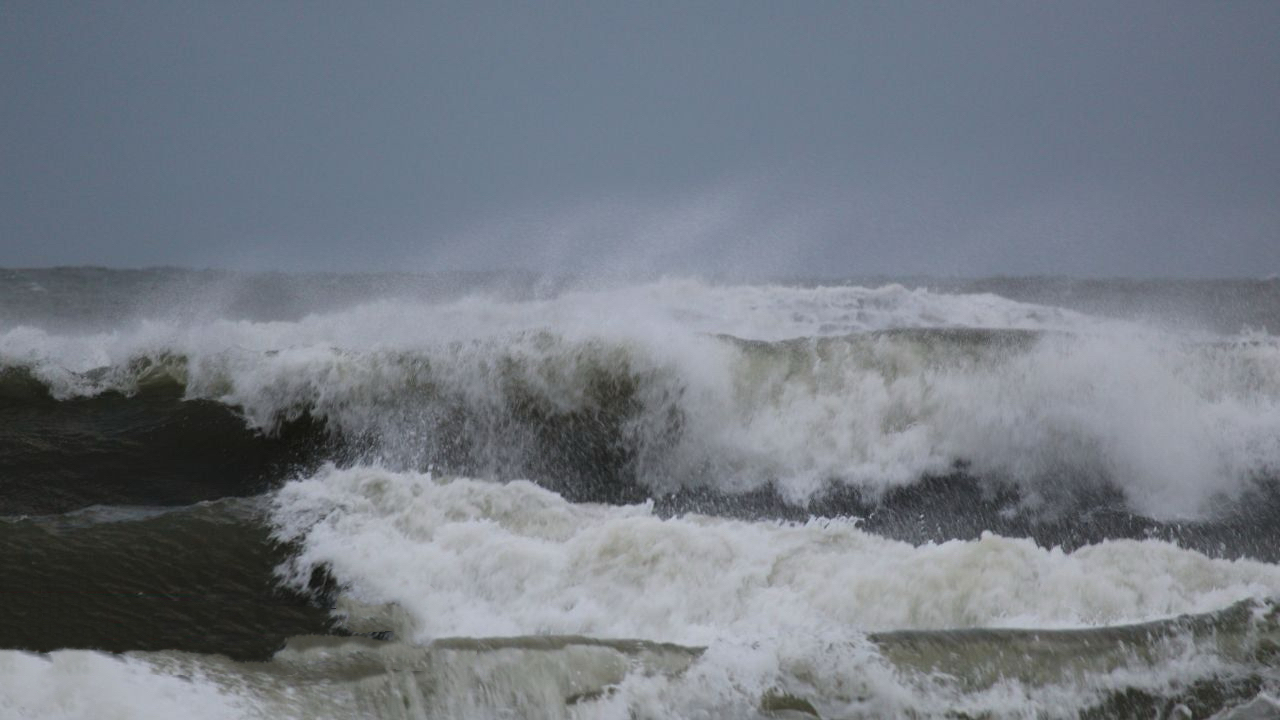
[2,1,1278,277]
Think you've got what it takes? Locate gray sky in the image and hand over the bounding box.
[2,1,1278,277]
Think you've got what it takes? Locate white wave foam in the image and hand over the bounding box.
[272,465,1280,644]
[0,279,1095,376]
[7,281,1278,717]
[177,327,1280,518]
[6,632,1259,720]
[14,451,1271,720]
[0,651,256,720]
[4,280,1279,517]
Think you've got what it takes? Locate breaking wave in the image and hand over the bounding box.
[7,276,1280,718]
[3,288,1279,520]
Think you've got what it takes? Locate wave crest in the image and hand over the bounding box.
[4,282,1279,519]
[6,327,1280,519]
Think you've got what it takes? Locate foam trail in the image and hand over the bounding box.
[0,651,257,720]
[272,466,1280,644]
[5,600,1277,720]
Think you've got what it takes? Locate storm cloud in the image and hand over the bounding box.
[2,1,1277,276]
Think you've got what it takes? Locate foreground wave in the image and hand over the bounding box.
[272,466,1280,642]
[4,598,1279,719]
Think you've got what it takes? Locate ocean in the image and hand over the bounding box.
[2,267,1279,719]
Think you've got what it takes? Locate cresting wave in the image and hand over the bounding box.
[273,466,1280,641]
[262,464,1280,717]
[6,277,1280,718]
[3,280,1280,520]
[5,600,1279,720]
[5,465,1280,719]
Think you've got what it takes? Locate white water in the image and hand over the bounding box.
[263,464,1280,717]
[273,465,1280,642]
[4,627,1272,720]
[4,280,1279,518]
[0,279,1097,387]
[7,462,1278,720]
[0,651,256,720]
[5,277,1280,716]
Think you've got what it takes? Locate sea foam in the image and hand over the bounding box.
[4,280,1279,518]
[272,465,1280,644]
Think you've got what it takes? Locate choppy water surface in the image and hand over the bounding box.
[3,268,1280,718]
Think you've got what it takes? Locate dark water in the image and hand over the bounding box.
[0,500,336,659]
[0,372,325,515]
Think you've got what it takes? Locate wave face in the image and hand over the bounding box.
[0,498,335,659]
[0,367,324,515]
[273,466,1280,641]
[5,280,1279,521]
[4,269,1280,717]
[7,601,1280,720]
